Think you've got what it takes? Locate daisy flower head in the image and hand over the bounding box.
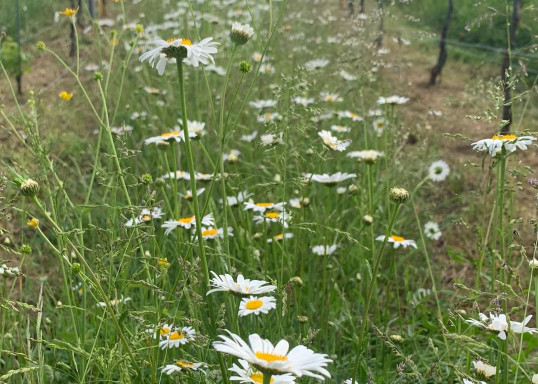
[306,172,357,186]
[473,360,496,378]
[144,130,195,145]
[471,133,536,157]
[463,379,486,384]
[465,313,508,340]
[424,221,442,240]
[179,119,207,138]
[179,188,206,201]
[320,92,342,103]
[221,190,253,207]
[162,170,190,180]
[139,36,218,75]
[230,22,254,45]
[376,235,417,249]
[213,331,332,379]
[338,110,363,121]
[207,272,276,296]
[533,374,538,384]
[257,112,280,123]
[267,233,294,243]
[261,133,283,146]
[330,125,351,133]
[318,130,351,151]
[125,207,164,227]
[239,296,277,317]
[244,201,286,213]
[223,149,241,163]
[311,244,338,256]
[428,160,450,182]
[372,117,388,135]
[197,227,233,240]
[241,131,259,142]
[293,97,315,107]
[253,211,291,228]
[509,314,538,335]
[304,58,330,71]
[96,295,131,308]
[162,360,205,375]
[159,326,196,349]
[162,213,214,235]
[377,95,409,105]
[347,150,384,164]
[249,99,277,109]
[229,359,296,384]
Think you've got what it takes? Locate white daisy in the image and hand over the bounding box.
[241,131,259,142]
[372,117,388,135]
[304,59,330,71]
[179,119,207,137]
[377,95,409,105]
[293,97,315,106]
[510,314,538,335]
[159,326,196,349]
[229,359,296,384]
[288,198,302,209]
[424,221,442,240]
[306,172,357,185]
[206,272,276,296]
[96,296,131,308]
[244,202,286,213]
[472,360,496,378]
[221,190,253,207]
[197,227,233,240]
[223,149,241,163]
[471,134,536,157]
[139,37,219,75]
[267,233,294,243]
[162,170,191,180]
[339,70,357,81]
[230,22,254,45]
[463,379,486,384]
[111,124,133,135]
[330,125,351,133]
[428,160,450,182]
[347,150,384,163]
[161,213,214,235]
[161,360,205,375]
[238,296,277,317]
[257,112,280,123]
[213,331,332,379]
[311,245,338,256]
[253,211,291,228]
[320,92,342,103]
[179,188,206,201]
[125,207,164,227]
[375,235,417,249]
[249,99,277,109]
[260,133,283,146]
[466,313,508,340]
[318,130,351,151]
[144,130,195,145]
[260,63,275,74]
[337,110,363,121]
[532,374,538,384]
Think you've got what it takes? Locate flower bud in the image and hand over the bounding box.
[239,60,251,74]
[230,22,254,45]
[389,187,409,204]
[93,72,103,81]
[72,263,82,274]
[20,244,32,254]
[36,41,46,51]
[363,215,373,225]
[20,179,39,197]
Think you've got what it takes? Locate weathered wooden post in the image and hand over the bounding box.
[429,0,453,85]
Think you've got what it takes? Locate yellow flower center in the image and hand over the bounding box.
[59,91,73,100]
[264,113,273,119]
[377,122,384,128]
[142,215,151,221]
[274,234,284,240]
[492,134,517,140]
[350,113,358,118]
[246,299,263,310]
[180,38,192,46]
[255,351,288,362]
[326,96,333,102]
[59,7,78,16]
[178,216,195,224]
[169,331,185,340]
[166,37,177,43]
[157,258,169,266]
[250,373,274,383]
[265,212,280,219]
[176,360,194,368]
[202,228,218,236]
[161,131,180,137]
[391,235,404,242]
[256,202,273,207]
[160,327,171,335]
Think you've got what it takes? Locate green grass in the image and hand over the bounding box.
[0,0,538,383]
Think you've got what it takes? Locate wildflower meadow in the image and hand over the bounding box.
[0,0,537,383]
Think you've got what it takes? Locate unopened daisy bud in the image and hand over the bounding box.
[93,72,103,81]
[363,215,373,225]
[154,177,165,187]
[290,276,303,286]
[529,259,538,269]
[27,218,39,228]
[306,148,314,155]
[274,174,281,183]
[71,263,81,274]
[297,315,308,323]
[239,60,251,73]
[36,41,46,51]
[348,184,359,194]
[300,197,310,207]
[136,24,143,34]
[20,244,31,254]
[389,187,409,204]
[56,301,63,307]
[390,334,404,343]
[3,237,10,245]
[230,22,254,45]
[20,179,39,197]
[140,173,153,185]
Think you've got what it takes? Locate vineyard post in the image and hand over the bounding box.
[15,0,22,94]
